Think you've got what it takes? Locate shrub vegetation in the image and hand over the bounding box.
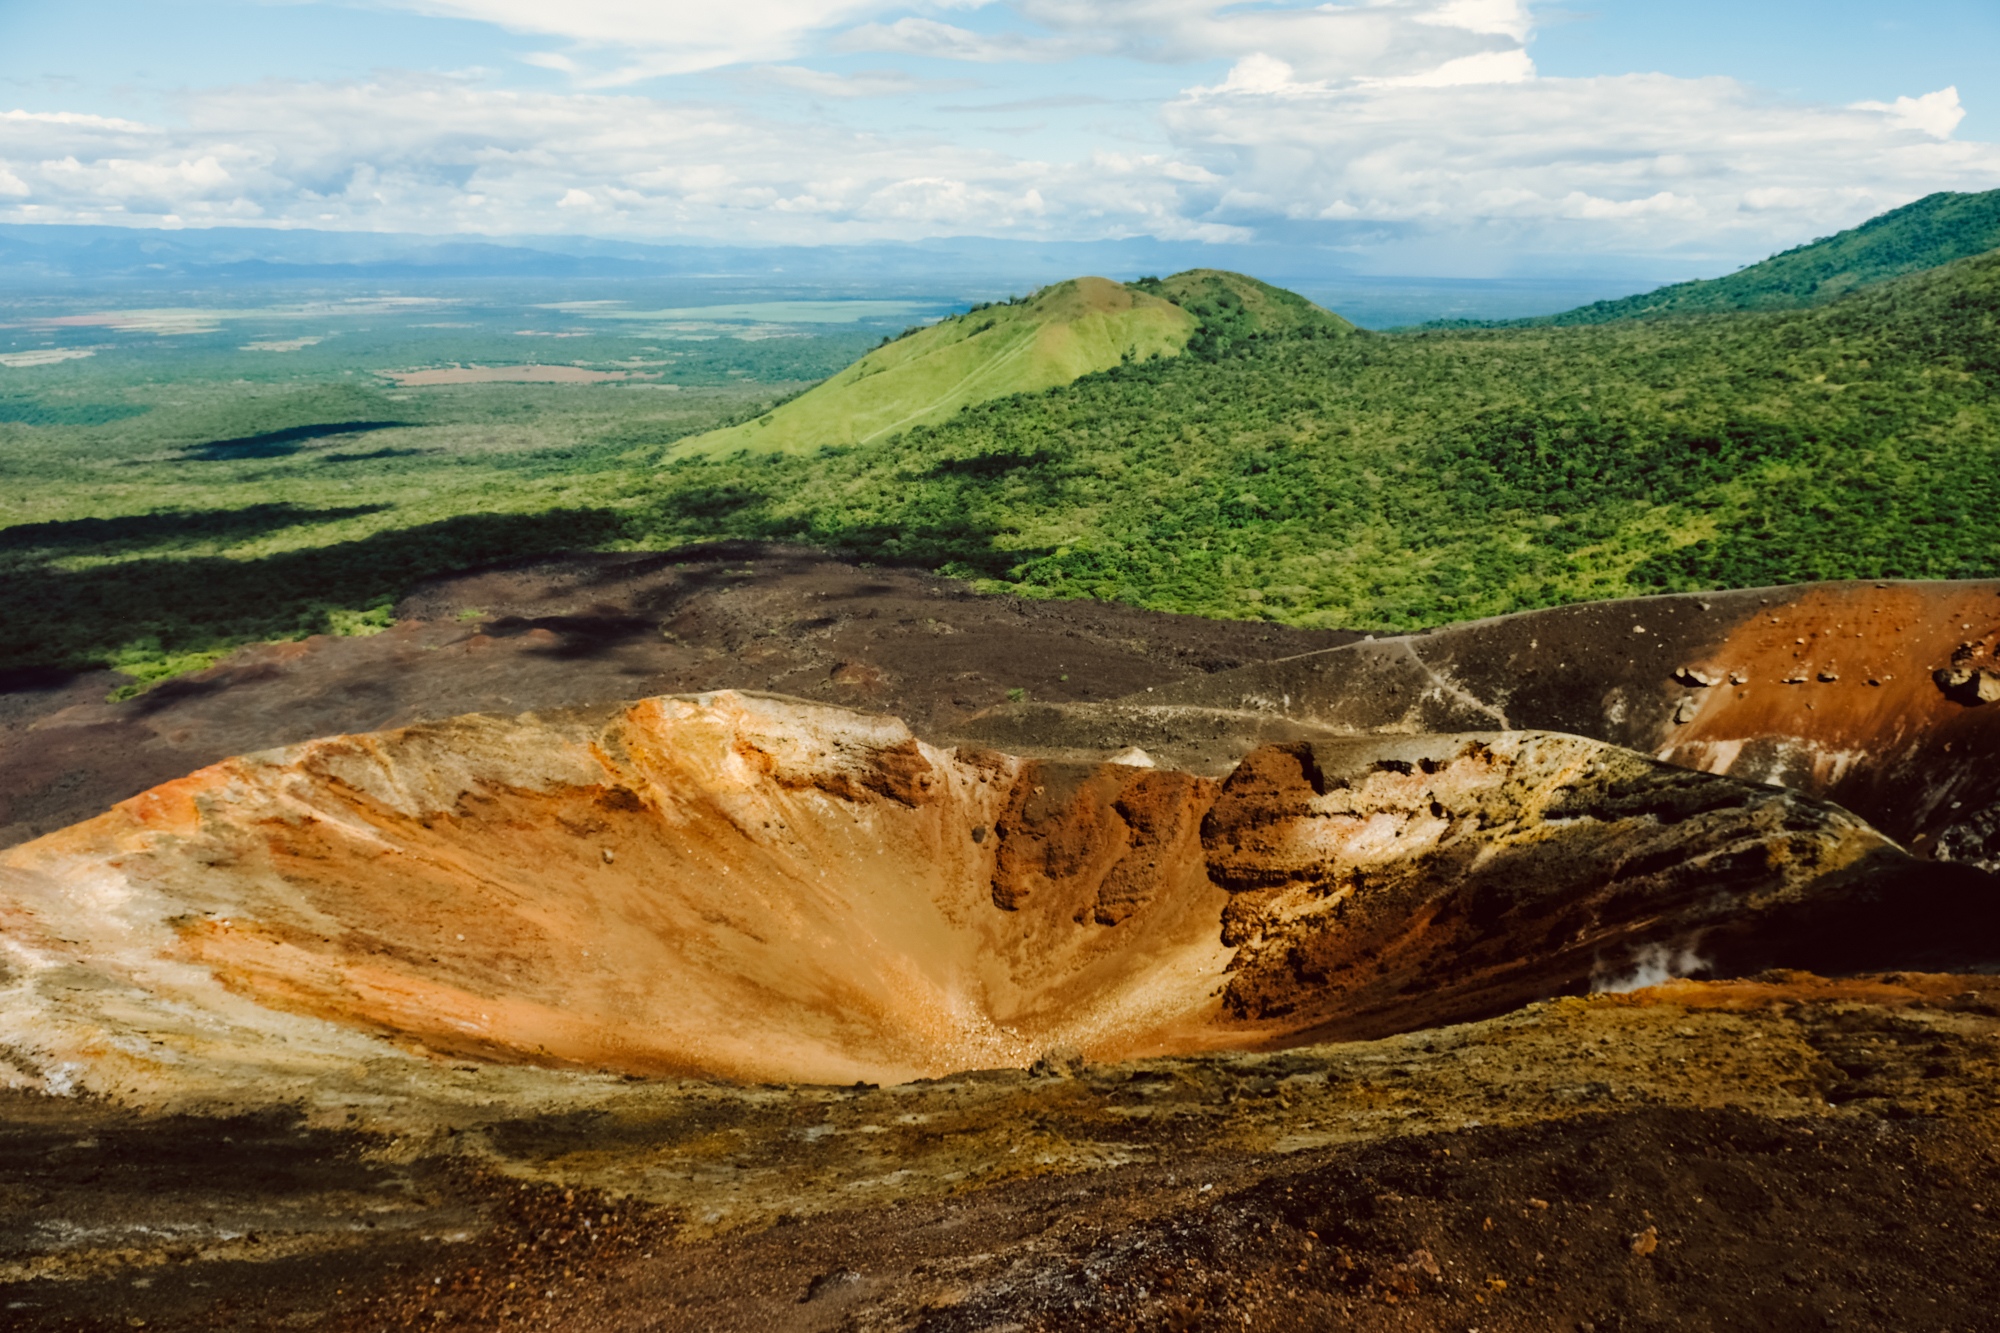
[4,226,1999,684]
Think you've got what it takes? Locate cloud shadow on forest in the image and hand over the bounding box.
[178,420,411,461]
[0,503,391,556]
[1,507,630,674]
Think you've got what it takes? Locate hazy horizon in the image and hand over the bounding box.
[3,1,1998,284]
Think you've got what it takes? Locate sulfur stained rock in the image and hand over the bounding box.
[1200,733,1998,1041]
[0,693,1993,1100]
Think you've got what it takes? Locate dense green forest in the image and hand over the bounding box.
[1471,186,2000,327]
[4,214,1999,686]
[672,269,1349,459]
[637,248,2000,628]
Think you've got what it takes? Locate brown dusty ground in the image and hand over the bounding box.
[2,975,1996,1331]
[0,544,1351,850]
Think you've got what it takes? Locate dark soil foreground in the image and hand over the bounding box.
[4,978,1998,1333]
[6,1107,1997,1333]
[6,557,2000,1331]
[0,545,1351,848]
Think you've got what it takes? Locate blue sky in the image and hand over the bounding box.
[1534,2,1999,138]
[1,1,1996,274]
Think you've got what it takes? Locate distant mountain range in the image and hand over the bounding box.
[12,192,2000,332]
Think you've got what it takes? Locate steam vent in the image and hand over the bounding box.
[5,576,1997,1100]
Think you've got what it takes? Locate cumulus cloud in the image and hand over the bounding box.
[1365,47,1534,88]
[378,0,894,80]
[1414,0,1531,40]
[1853,86,1967,140]
[1163,69,2000,257]
[845,0,1522,81]
[2,109,158,132]
[375,0,1529,85]
[0,76,1231,241]
[0,0,1993,263]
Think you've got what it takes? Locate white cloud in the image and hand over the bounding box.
[1163,70,2000,259]
[519,51,581,74]
[842,1,1518,82]
[836,17,1072,63]
[1367,47,1533,88]
[378,0,893,79]
[1218,54,1297,96]
[1,109,156,132]
[0,3,1993,266]
[752,64,957,97]
[1557,190,1703,221]
[1415,0,1531,40]
[375,1,1527,86]
[1852,86,1966,140]
[0,76,1215,241]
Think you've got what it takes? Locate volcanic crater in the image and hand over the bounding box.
[7,553,2000,1331]
[5,680,1989,1092]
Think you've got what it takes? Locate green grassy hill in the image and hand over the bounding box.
[1134,269,1355,356]
[668,270,1352,459]
[639,248,2000,629]
[1536,188,2000,325]
[669,277,1197,458]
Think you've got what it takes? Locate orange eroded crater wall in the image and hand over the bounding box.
[4,692,1972,1088]
[104,695,1235,1083]
[1656,583,2000,851]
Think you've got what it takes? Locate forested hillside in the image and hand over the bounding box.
[641,249,2000,629]
[1516,187,2000,326]
[673,269,1350,458]
[671,278,1196,458]
[6,236,1998,681]
[1133,269,1354,356]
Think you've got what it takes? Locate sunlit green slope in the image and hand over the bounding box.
[1540,187,2000,324]
[639,248,2000,629]
[669,277,1198,459]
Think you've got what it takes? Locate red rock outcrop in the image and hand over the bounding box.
[1123,580,2000,863]
[1200,732,1993,1043]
